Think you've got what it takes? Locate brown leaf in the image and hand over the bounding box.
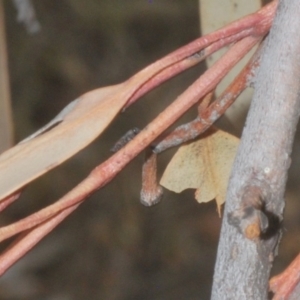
[160,127,239,214]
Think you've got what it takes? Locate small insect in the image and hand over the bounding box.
[111,127,140,152]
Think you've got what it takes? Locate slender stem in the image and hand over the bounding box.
[126,29,255,108]
[0,36,261,273]
[0,204,78,275]
[0,192,21,213]
[0,36,259,242]
[125,1,276,107]
[0,1,277,275]
[153,46,261,153]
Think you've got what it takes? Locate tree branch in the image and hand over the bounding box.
[211,0,300,299]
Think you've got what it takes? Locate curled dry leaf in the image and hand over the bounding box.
[160,127,239,214]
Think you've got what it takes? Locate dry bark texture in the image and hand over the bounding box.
[211,0,300,299]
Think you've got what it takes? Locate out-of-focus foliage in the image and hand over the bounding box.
[0,1,13,153]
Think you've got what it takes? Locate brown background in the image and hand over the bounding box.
[0,1,300,299]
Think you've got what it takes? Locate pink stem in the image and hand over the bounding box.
[0,36,260,274]
[0,192,21,213]
[0,204,79,275]
[0,1,277,274]
[124,0,276,107]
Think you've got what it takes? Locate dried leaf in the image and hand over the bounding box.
[160,127,239,214]
[0,83,133,200]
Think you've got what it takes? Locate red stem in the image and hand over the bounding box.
[0,192,21,213]
[0,36,261,274]
[0,205,78,275]
[126,28,253,108]
[0,1,277,275]
[153,43,262,153]
[125,0,276,107]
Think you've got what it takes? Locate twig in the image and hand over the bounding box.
[0,1,275,202]
[125,0,277,108]
[0,204,78,275]
[0,192,21,213]
[126,30,255,109]
[153,45,261,153]
[0,36,260,241]
[0,36,262,272]
[0,1,277,274]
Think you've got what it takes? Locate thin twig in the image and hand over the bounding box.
[0,205,78,275]
[125,0,276,108]
[0,1,277,274]
[0,1,276,203]
[153,44,261,153]
[126,29,255,109]
[0,36,261,272]
[0,192,21,213]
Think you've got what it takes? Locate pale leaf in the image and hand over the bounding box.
[0,82,133,200]
[160,127,239,214]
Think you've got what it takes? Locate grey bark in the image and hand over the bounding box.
[211,0,300,299]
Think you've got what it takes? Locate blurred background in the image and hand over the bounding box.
[0,0,300,299]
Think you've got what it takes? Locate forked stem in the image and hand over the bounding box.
[0,1,277,275]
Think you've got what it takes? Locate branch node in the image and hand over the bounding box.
[227,185,281,242]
